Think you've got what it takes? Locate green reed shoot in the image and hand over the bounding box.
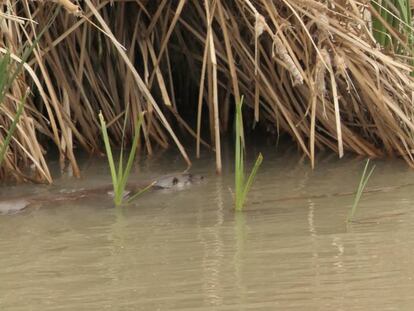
[234,96,263,211]
[371,0,413,56]
[99,112,149,206]
[347,159,376,222]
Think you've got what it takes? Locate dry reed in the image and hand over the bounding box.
[1,0,414,182]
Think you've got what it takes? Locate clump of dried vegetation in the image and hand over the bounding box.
[1,0,414,183]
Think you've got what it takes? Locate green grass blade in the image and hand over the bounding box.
[350,159,370,209]
[99,111,145,206]
[117,147,124,184]
[0,96,26,165]
[117,109,131,190]
[235,96,244,210]
[99,112,118,191]
[119,115,143,192]
[372,1,387,46]
[235,100,241,203]
[395,0,409,23]
[371,0,414,57]
[0,53,11,101]
[347,159,376,222]
[127,181,156,203]
[239,153,263,210]
[234,95,262,211]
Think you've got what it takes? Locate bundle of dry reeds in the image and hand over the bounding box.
[1,0,414,182]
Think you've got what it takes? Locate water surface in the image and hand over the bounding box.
[1,150,413,310]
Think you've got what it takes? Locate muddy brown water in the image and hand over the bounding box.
[1,149,414,310]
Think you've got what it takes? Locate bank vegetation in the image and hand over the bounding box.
[1,0,414,182]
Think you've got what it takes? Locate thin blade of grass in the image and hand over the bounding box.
[347,159,376,221]
[0,52,11,100]
[234,95,263,211]
[240,153,263,209]
[0,96,26,165]
[117,108,132,191]
[98,112,118,190]
[119,115,143,192]
[235,97,243,210]
[127,181,156,203]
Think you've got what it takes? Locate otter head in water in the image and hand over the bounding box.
[153,173,205,190]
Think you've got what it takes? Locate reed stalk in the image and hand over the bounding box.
[2,2,414,181]
[347,159,376,222]
[234,96,263,211]
[99,112,151,206]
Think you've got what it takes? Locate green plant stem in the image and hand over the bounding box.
[99,112,149,207]
[241,153,263,204]
[234,96,263,211]
[127,181,156,203]
[347,159,376,222]
[99,112,119,199]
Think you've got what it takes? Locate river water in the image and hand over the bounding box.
[0,148,414,310]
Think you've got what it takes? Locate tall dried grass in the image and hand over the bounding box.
[1,0,414,182]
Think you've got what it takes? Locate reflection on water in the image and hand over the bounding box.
[1,149,414,310]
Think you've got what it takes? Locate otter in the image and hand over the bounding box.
[0,173,205,215]
[153,173,204,189]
